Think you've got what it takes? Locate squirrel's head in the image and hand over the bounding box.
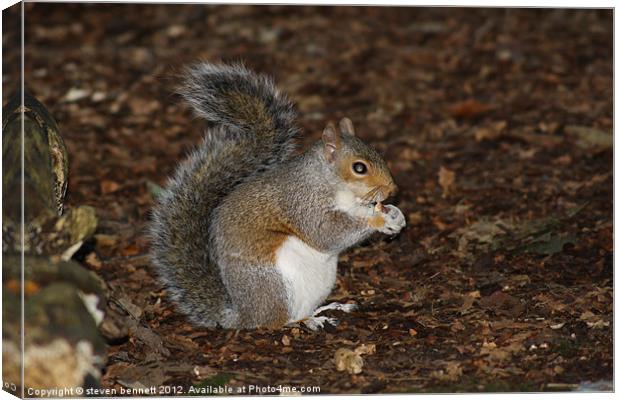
[322,118,398,206]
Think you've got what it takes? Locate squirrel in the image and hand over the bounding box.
[149,63,406,330]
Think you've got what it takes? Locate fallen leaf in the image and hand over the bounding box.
[565,125,612,149]
[165,334,199,351]
[25,280,40,295]
[445,361,463,379]
[448,99,493,118]
[431,361,463,381]
[334,348,364,374]
[128,97,160,115]
[85,252,102,269]
[580,310,609,329]
[480,341,522,362]
[509,127,563,148]
[553,154,572,165]
[91,91,106,102]
[549,322,566,330]
[408,212,424,226]
[475,120,507,142]
[459,295,476,315]
[118,294,143,320]
[281,335,291,346]
[166,24,186,37]
[63,88,90,102]
[6,279,40,295]
[95,234,118,247]
[193,365,216,378]
[454,218,511,259]
[354,343,376,356]
[503,274,531,289]
[121,245,140,257]
[525,233,576,255]
[451,321,466,332]
[400,147,422,161]
[438,166,455,199]
[587,320,610,329]
[131,325,170,358]
[479,291,524,317]
[117,363,165,389]
[101,180,121,194]
[432,216,447,230]
[5,279,20,294]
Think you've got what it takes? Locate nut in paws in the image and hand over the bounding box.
[381,204,406,234]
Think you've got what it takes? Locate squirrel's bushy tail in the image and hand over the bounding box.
[149,63,299,327]
[180,63,298,161]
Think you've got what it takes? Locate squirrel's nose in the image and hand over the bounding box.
[384,183,398,199]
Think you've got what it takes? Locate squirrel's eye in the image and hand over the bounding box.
[352,161,368,175]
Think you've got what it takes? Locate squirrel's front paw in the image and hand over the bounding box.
[378,204,406,235]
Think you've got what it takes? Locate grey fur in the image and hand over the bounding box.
[215,143,377,255]
[150,63,299,327]
[150,63,398,329]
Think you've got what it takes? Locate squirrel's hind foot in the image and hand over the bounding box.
[289,302,358,331]
[312,302,358,315]
[301,315,339,331]
[287,315,338,331]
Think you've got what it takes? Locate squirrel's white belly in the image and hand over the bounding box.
[275,236,338,321]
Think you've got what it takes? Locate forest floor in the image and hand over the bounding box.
[7,4,613,394]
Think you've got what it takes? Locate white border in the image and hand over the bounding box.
[0,2,614,400]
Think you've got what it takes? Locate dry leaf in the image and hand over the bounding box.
[121,245,140,257]
[25,280,41,295]
[448,99,492,118]
[334,348,364,374]
[475,120,507,142]
[444,361,463,380]
[408,212,424,226]
[579,311,595,321]
[95,234,118,247]
[479,291,525,317]
[431,362,462,381]
[100,180,121,194]
[587,320,610,329]
[5,279,40,295]
[128,97,160,115]
[565,125,612,149]
[459,295,476,315]
[400,147,422,161]
[580,311,609,329]
[193,365,216,378]
[354,343,376,356]
[85,252,102,269]
[63,87,90,102]
[438,166,455,198]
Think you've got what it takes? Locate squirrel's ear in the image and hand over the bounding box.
[339,117,356,136]
[322,123,340,162]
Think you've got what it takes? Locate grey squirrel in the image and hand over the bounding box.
[149,63,406,330]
